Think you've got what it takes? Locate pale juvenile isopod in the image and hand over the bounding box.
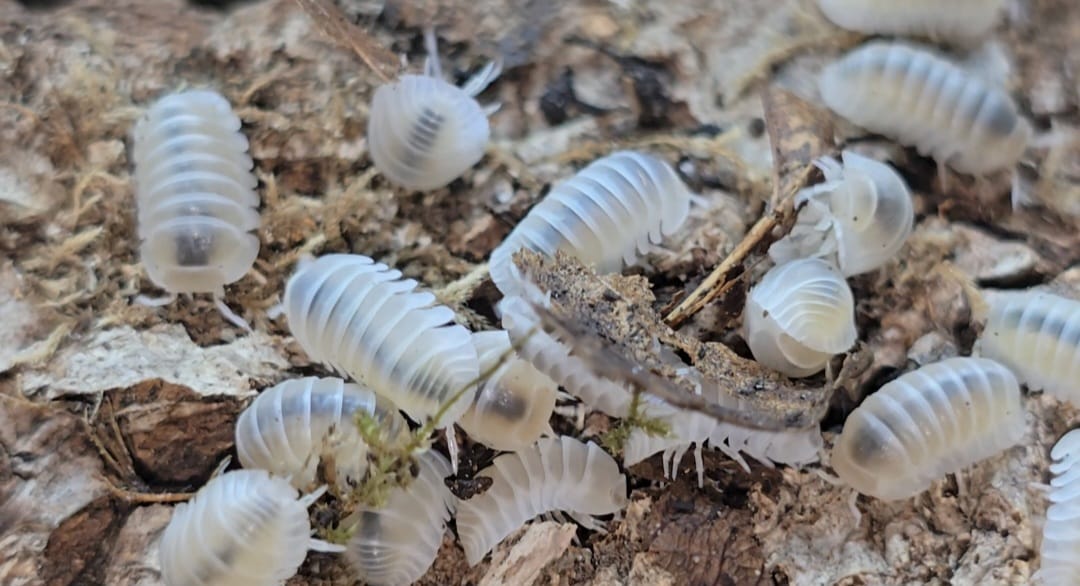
[816,0,1004,43]
[457,330,558,451]
[769,151,914,276]
[489,151,694,296]
[282,254,479,428]
[498,293,645,417]
[831,357,1025,501]
[1035,429,1080,584]
[132,89,260,329]
[367,30,500,191]
[158,469,342,586]
[974,291,1080,407]
[744,258,858,377]
[234,376,410,490]
[819,42,1031,187]
[345,450,454,586]
[455,436,628,566]
[624,401,823,487]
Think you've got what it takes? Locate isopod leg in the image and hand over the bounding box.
[847,489,862,527]
[1009,170,1034,211]
[446,424,460,475]
[423,27,443,80]
[661,448,675,479]
[298,484,329,508]
[936,161,950,194]
[461,58,504,97]
[308,538,347,553]
[694,443,705,488]
[214,295,253,332]
[134,292,176,307]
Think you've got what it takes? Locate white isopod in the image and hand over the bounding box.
[744,258,858,377]
[975,291,1080,407]
[489,150,694,296]
[498,293,645,418]
[132,89,260,329]
[831,357,1025,501]
[345,450,454,586]
[1035,428,1080,584]
[624,401,823,487]
[367,29,500,191]
[234,376,409,490]
[458,330,558,451]
[282,254,479,428]
[819,42,1031,185]
[816,0,1005,43]
[157,469,342,586]
[455,436,628,566]
[769,151,914,276]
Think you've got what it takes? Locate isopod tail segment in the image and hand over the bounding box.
[133,290,252,332]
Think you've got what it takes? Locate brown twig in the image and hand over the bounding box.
[664,86,833,328]
[293,0,400,84]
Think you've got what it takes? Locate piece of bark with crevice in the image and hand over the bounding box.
[514,249,831,429]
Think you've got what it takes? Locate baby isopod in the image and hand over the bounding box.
[455,436,628,566]
[157,469,342,586]
[489,151,694,296]
[816,0,1005,43]
[345,450,454,586]
[769,151,914,276]
[132,89,260,330]
[744,258,858,377]
[458,330,558,452]
[819,42,1031,186]
[282,254,479,428]
[1035,428,1080,584]
[367,29,500,191]
[831,357,1025,501]
[234,376,409,490]
[975,291,1080,407]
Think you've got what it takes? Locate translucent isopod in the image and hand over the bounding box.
[282,254,479,427]
[489,151,694,296]
[816,0,1005,43]
[624,401,823,487]
[744,258,858,377]
[367,30,500,191]
[769,151,914,276]
[345,450,454,586]
[455,436,628,566]
[457,330,558,451]
[1035,428,1080,584]
[819,42,1031,181]
[498,293,645,417]
[132,89,260,329]
[157,469,341,586]
[975,291,1080,407]
[831,357,1025,501]
[234,376,409,490]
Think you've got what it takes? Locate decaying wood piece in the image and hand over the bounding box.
[515,249,831,430]
[664,87,834,328]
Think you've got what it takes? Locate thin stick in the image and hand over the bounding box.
[293,0,399,83]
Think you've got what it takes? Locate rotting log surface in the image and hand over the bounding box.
[1,0,1079,584]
